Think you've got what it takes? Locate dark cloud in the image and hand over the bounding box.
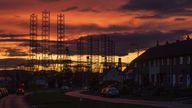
[119,0,192,17]
[0,58,27,68]
[62,6,79,12]
[135,14,167,19]
[62,6,100,13]
[0,58,68,69]
[0,33,29,38]
[38,0,61,2]
[80,7,100,13]
[0,29,5,33]
[6,48,28,56]
[175,18,187,21]
[35,22,130,36]
[0,0,34,10]
[66,24,130,33]
[1,29,191,56]
[76,30,191,56]
[170,29,191,35]
[1,29,191,57]
[28,30,187,56]
[0,39,29,42]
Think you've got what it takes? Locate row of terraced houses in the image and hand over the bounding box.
[130,36,192,88]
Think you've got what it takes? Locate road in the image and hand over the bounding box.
[66,90,192,108]
[0,95,30,108]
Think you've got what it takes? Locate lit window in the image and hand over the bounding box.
[180,57,183,64]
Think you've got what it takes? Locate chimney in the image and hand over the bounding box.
[166,41,169,45]
[118,58,122,71]
[118,58,122,63]
[186,35,190,40]
[176,40,180,43]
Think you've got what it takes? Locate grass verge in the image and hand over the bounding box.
[25,91,165,108]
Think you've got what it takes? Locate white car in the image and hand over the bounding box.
[82,86,89,91]
[61,86,70,92]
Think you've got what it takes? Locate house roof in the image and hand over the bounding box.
[103,68,120,75]
[132,39,192,62]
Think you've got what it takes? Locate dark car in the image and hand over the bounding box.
[16,88,25,95]
[101,87,119,97]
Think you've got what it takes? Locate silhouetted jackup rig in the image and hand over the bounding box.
[41,10,51,71]
[57,13,65,71]
[28,10,71,72]
[29,13,38,71]
[101,35,115,72]
[76,35,115,73]
[76,38,84,72]
[28,11,115,73]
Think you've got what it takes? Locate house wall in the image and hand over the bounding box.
[134,55,192,88]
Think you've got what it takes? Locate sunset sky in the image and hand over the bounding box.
[0,0,192,69]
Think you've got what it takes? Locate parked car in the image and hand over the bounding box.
[0,91,3,99]
[0,88,5,97]
[60,86,70,92]
[3,88,8,96]
[101,87,119,97]
[0,88,9,98]
[16,88,25,95]
[82,86,89,92]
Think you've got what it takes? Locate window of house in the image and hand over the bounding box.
[134,62,137,67]
[167,58,170,65]
[154,60,156,66]
[180,57,183,64]
[161,59,164,65]
[178,74,184,85]
[151,74,155,83]
[173,57,176,65]
[151,61,154,66]
[149,60,151,66]
[157,59,160,66]
[143,62,146,67]
[187,56,191,64]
